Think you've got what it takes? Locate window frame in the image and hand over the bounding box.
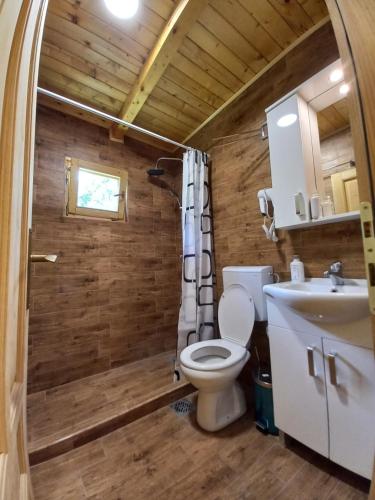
[65,157,128,221]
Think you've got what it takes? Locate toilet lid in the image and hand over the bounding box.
[218,284,255,347]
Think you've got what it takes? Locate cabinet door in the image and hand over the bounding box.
[323,339,375,479]
[268,325,329,456]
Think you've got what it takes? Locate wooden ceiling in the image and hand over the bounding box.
[317,98,350,140]
[38,0,329,150]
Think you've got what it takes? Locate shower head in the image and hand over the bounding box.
[146,157,183,177]
[147,167,165,176]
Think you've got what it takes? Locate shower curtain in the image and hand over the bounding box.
[176,149,216,378]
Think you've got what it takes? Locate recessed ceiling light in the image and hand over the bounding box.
[339,83,350,96]
[104,0,139,19]
[330,68,343,83]
[277,113,298,128]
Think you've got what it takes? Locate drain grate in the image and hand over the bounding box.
[170,399,195,416]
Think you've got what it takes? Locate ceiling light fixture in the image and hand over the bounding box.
[277,113,298,128]
[329,68,343,83]
[104,0,139,19]
[339,83,350,96]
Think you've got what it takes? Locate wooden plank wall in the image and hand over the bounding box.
[190,22,365,296]
[28,105,181,393]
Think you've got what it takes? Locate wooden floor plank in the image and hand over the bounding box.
[27,350,193,464]
[31,403,370,500]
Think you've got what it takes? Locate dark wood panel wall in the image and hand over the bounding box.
[191,23,365,296]
[28,106,181,393]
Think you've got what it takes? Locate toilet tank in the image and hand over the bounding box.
[222,266,273,321]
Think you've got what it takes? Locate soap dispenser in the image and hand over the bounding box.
[290,255,305,282]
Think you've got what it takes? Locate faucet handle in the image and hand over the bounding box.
[330,261,343,274]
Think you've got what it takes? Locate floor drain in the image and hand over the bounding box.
[170,399,195,416]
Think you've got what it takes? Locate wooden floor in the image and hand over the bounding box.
[31,400,370,500]
[27,350,192,464]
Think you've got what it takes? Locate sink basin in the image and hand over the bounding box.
[263,278,369,324]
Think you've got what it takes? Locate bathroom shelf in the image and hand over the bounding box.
[280,210,360,230]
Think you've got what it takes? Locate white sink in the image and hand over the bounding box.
[263,278,369,324]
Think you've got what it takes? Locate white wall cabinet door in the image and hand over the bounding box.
[267,94,316,229]
[323,339,375,479]
[268,325,329,457]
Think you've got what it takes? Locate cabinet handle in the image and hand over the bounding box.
[328,353,338,386]
[307,346,315,377]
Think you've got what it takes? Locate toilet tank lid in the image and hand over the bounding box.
[223,266,272,273]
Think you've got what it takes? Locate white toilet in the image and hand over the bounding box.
[180,266,273,432]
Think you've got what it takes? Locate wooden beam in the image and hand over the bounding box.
[111,0,209,137]
[181,15,331,147]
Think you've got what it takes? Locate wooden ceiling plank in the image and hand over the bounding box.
[135,113,185,139]
[41,41,132,97]
[116,0,210,126]
[172,55,232,101]
[211,0,282,62]
[163,65,224,110]
[45,13,142,75]
[181,15,331,145]
[38,94,112,128]
[40,54,126,104]
[47,0,149,64]
[187,23,253,84]
[65,0,166,40]
[140,103,193,136]
[200,4,268,73]
[142,0,179,21]
[156,76,215,117]
[238,0,298,48]
[135,111,186,143]
[297,0,328,23]
[144,95,200,131]
[319,105,349,130]
[43,27,138,87]
[39,60,121,114]
[268,0,314,36]
[152,86,209,124]
[317,114,331,138]
[179,37,243,92]
[39,68,121,114]
[334,98,350,122]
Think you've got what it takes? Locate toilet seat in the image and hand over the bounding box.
[180,339,247,371]
[218,284,255,347]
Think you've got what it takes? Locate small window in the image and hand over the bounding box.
[65,157,128,220]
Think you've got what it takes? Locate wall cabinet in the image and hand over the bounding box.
[265,59,360,230]
[268,324,375,479]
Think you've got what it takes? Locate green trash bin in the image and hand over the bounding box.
[253,369,278,435]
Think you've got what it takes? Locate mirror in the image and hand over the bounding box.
[266,59,360,230]
[316,97,359,216]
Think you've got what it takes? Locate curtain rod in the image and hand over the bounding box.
[37,87,192,151]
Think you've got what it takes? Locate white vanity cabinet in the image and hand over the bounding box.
[323,339,375,478]
[267,311,375,479]
[268,325,329,457]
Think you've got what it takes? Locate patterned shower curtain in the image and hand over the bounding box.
[175,149,216,379]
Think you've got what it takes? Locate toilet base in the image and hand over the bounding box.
[196,381,247,432]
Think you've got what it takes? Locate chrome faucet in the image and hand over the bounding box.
[324,261,345,286]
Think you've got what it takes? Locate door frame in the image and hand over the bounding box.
[325,0,375,490]
[326,0,375,338]
[0,0,47,497]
